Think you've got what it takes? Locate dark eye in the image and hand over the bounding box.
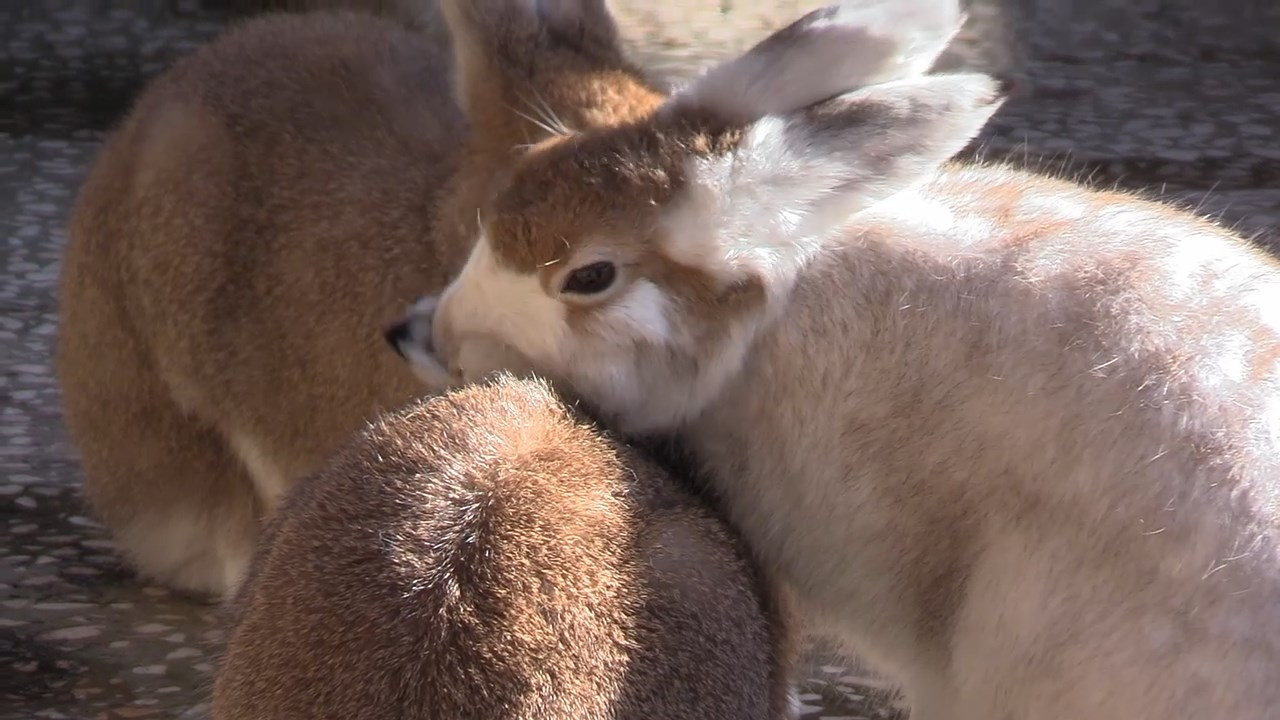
[561,261,617,295]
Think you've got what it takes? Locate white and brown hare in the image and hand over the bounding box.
[387,3,1280,720]
[211,374,795,720]
[55,0,691,597]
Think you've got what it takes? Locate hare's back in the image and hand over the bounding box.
[214,376,784,719]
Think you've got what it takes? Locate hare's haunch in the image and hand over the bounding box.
[212,375,793,720]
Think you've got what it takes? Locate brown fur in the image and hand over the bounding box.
[431,0,665,264]
[55,0,671,596]
[211,374,794,720]
[483,116,738,272]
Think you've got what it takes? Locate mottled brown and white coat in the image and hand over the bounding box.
[390,2,1280,719]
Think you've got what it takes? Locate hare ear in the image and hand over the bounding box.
[665,0,965,124]
[441,0,619,60]
[440,0,626,129]
[662,73,1009,284]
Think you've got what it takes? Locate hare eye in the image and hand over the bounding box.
[561,261,617,295]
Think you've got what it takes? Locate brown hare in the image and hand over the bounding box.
[387,2,1280,719]
[211,373,794,720]
[55,0,670,597]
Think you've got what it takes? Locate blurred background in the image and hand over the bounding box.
[2,1,1278,718]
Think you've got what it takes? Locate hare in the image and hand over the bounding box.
[210,373,794,720]
[387,2,1280,719]
[55,0,662,597]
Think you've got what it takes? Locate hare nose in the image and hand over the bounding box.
[378,317,419,356]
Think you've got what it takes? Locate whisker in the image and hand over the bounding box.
[513,86,573,138]
[507,104,561,139]
[530,85,573,136]
[513,89,553,133]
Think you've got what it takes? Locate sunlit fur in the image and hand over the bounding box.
[213,375,795,720]
[395,2,1280,719]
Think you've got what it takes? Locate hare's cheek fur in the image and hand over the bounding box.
[596,279,674,348]
[431,231,686,381]
[432,236,568,378]
[433,277,708,434]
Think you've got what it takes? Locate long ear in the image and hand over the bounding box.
[666,0,966,124]
[440,0,658,147]
[662,73,1009,281]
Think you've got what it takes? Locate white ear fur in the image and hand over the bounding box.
[666,0,965,124]
[663,73,1009,283]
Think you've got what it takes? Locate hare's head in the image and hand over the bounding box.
[391,0,1008,433]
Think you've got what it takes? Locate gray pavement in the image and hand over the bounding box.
[2,0,1279,718]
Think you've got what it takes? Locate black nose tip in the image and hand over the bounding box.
[384,320,412,360]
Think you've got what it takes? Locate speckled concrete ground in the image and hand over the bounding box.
[3,0,1279,718]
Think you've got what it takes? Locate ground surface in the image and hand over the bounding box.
[2,0,1279,718]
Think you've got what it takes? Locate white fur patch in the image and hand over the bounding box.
[659,157,736,280]
[659,122,834,293]
[734,116,872,242]
[1097,206,1161,238]
[1163,233,1249,299]
[1014,192,1090,222]
[1219,333,1250,383]
[402,340,456,388]
[219,543,253,598]
[605,279,672,346]
[227,430,290,512]
[1264,394,1280,449]
[871,190,995,247]
[1245,282,1280,336]
[116,504,256,597]
[436,234,568,374]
